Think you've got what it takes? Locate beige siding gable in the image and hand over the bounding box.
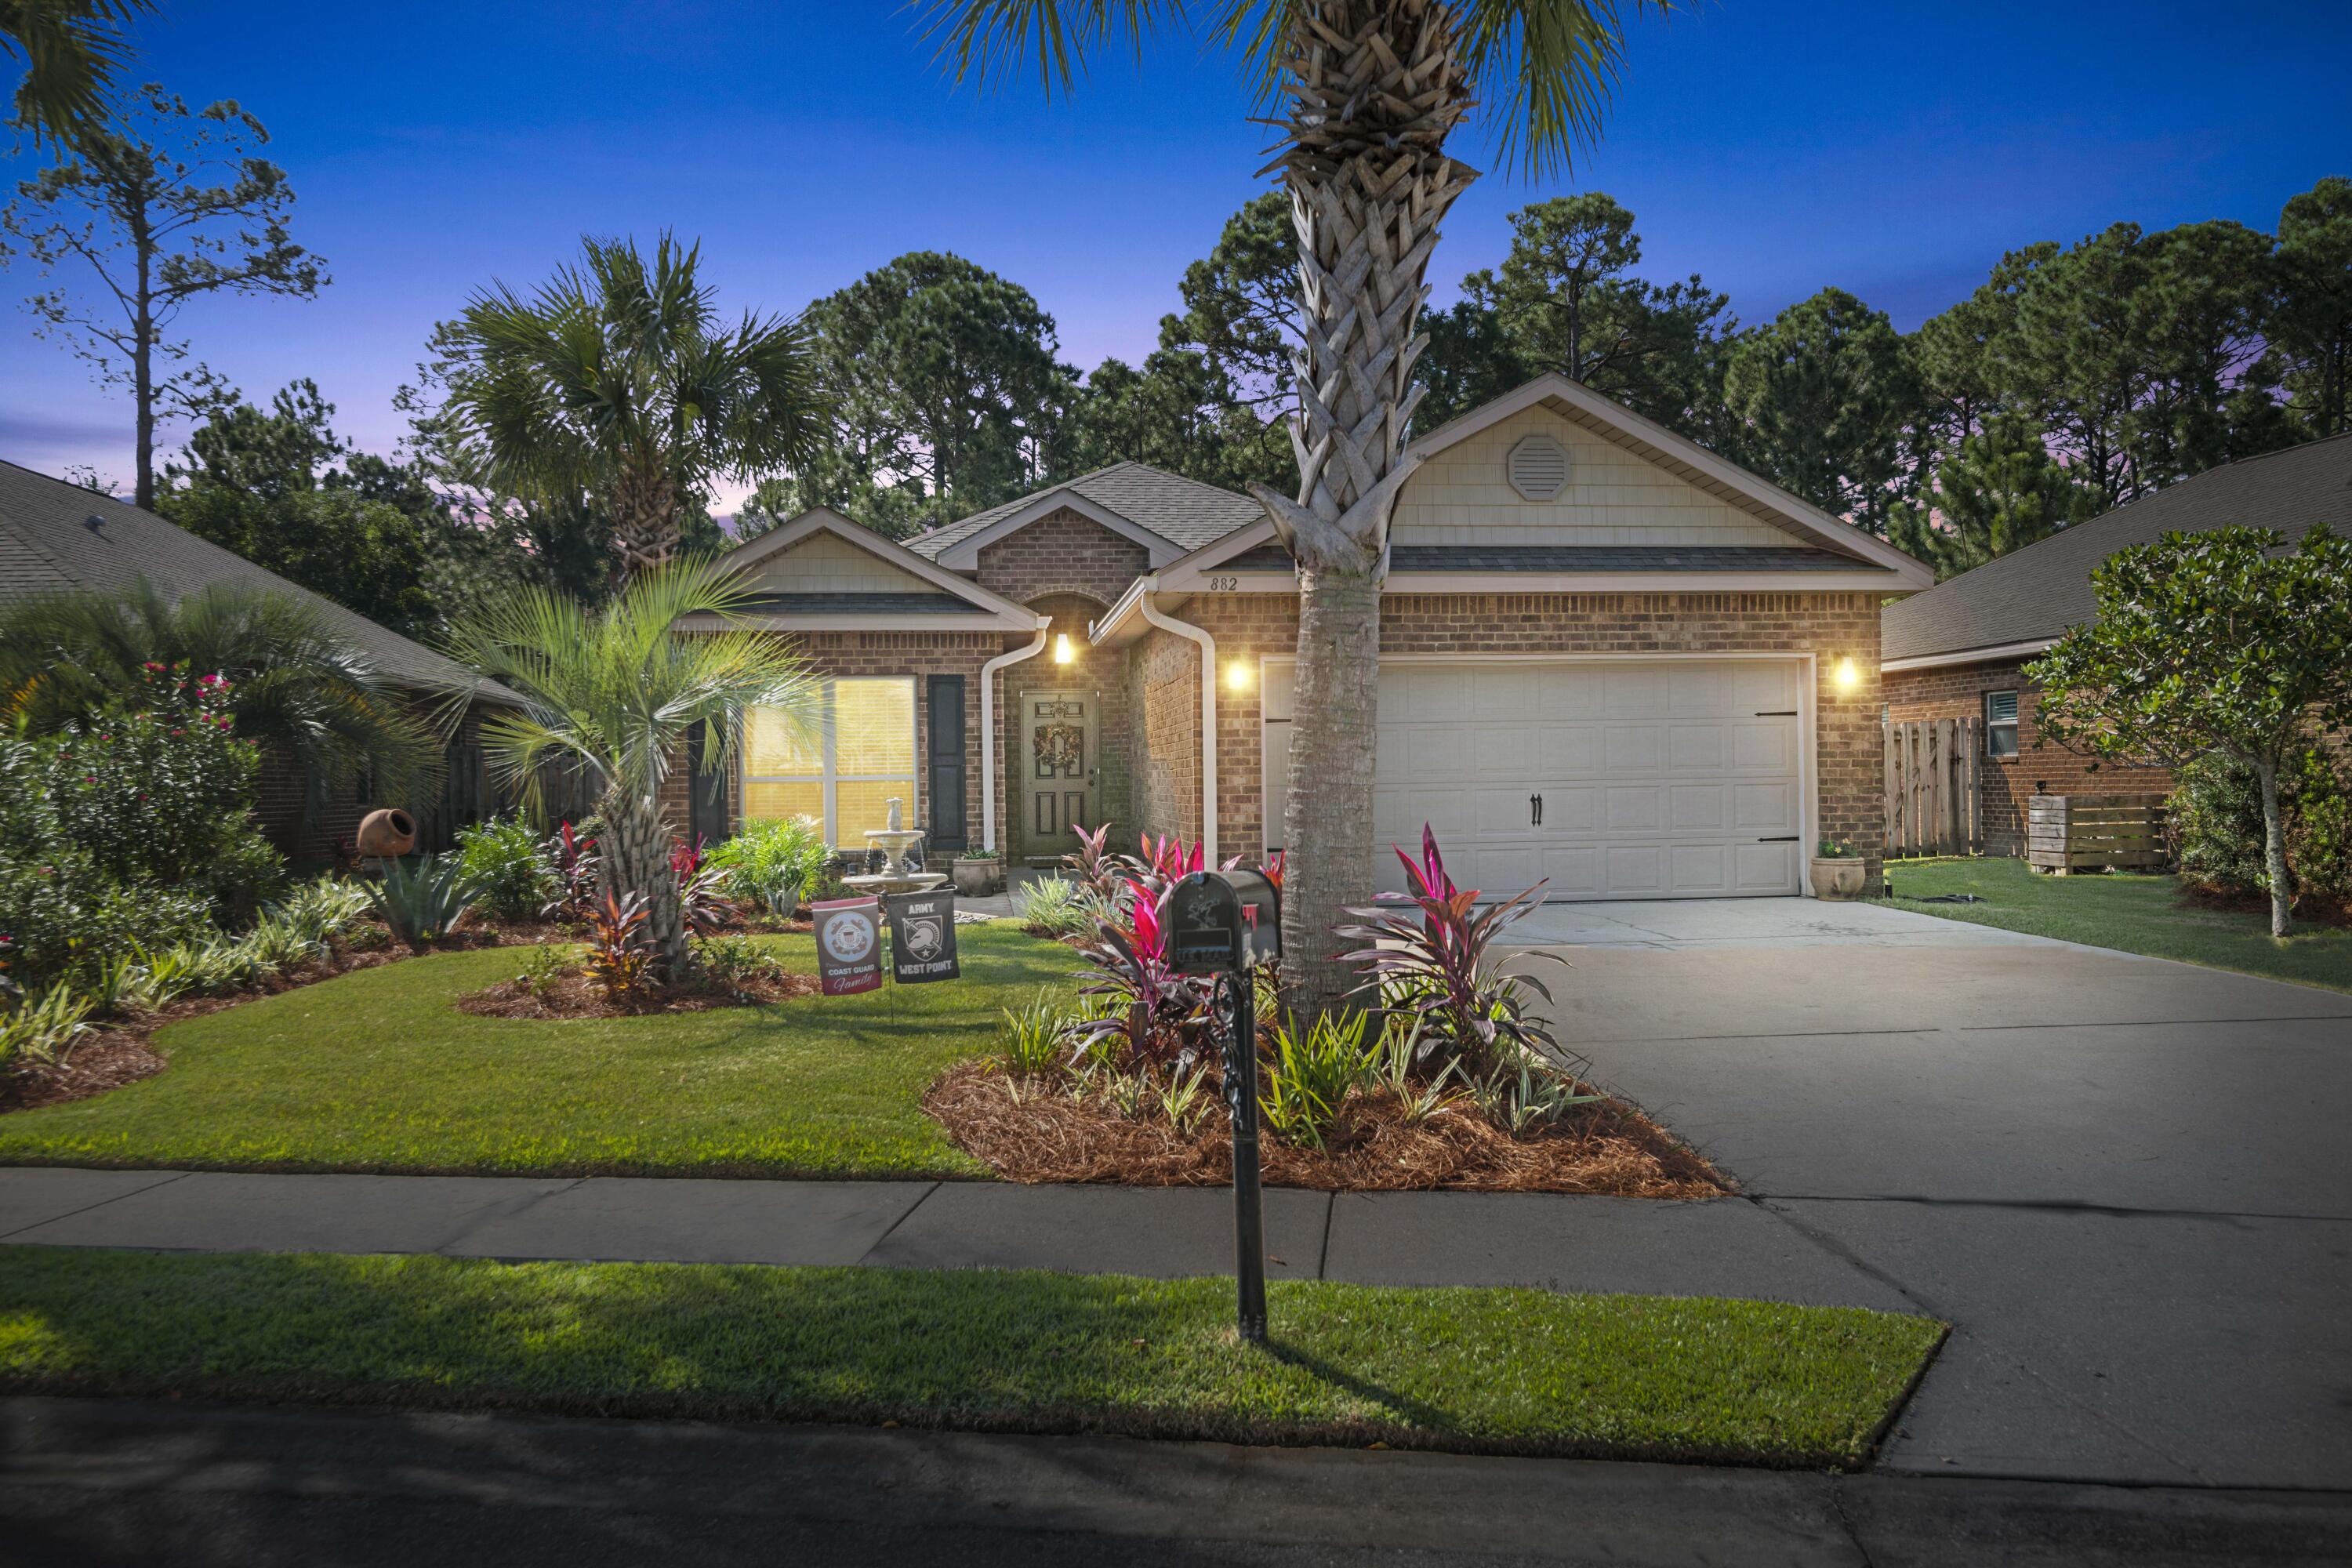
[739,530,941,595]
[1394,406,1803,548]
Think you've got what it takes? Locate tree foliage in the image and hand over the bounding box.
[2028,527,2352,936]
[440,233,820,583]
[1886,414,2100,579]
[1,0,152,146]
[1,83,326,506]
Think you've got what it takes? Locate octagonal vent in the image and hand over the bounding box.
[1506,434,1570,501]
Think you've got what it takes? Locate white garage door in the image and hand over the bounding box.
[1265,659,1806,901]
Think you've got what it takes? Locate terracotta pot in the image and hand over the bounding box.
[1810,857,1867,901]
[951,858,1002,897]
[356,808,417,858]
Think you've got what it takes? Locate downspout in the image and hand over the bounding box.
[979,619,1051,853]
[1136,585,1218,865]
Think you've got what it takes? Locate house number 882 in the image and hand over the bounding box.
[1208,575,1239,591]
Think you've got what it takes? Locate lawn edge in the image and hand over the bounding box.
[0,1364,1918,1472]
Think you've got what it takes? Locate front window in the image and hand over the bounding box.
[745,677,917,845]
[1984,689,2020,758]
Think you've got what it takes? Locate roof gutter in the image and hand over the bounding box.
[1134,583,1218,866]
[1881,636,2060,675]
[978,619,1052,853]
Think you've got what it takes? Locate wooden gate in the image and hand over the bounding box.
[1883,717,1981,858]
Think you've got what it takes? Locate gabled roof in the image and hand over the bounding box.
[1882,433,2352,668]
[903,461,1265,568]
[0,457,505,699]
[1400,374,1933,586]
[710,506,1044,630]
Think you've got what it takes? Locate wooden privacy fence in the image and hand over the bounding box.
[1884,717,1982,858]
[2027,793,2169,874]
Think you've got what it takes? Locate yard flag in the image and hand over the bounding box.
[885,891,960,983]
[811,897,884,996]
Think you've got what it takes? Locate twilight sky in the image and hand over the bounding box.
[5,0,2349,508]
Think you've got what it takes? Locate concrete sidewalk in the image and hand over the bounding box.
[0,1167,1903,1311]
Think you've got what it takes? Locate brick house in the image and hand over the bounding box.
[709,375,1932,900]
[1882,434,2352,857]
[0,458,512,860]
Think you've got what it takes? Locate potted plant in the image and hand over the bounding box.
[951,848,1003,896]
[1810,839,1867,900]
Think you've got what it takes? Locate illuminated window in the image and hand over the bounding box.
[745,677,917,844]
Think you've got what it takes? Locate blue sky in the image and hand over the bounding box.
[5,0,2349,506]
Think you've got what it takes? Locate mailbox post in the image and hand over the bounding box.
[1166,869,1281,1343]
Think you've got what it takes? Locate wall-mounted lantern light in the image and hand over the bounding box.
[1832,655,1861,695]
[1053,633,1075,666]
[1225,659,1252,692]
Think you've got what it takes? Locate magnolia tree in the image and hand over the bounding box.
[2028,526,2352,937]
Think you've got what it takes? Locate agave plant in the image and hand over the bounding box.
[1334,826,1568,1073]
[363,855,482,952]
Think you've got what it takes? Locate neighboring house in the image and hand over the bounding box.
[703,374,1931,899]
[0,458,510,859]
[1882,433,2352,857]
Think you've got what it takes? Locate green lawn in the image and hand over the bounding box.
[1876,857,2352,993]
[0,1246,1944,1467]
[0,924,1075,1177]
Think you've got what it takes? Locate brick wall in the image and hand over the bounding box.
[975,508,1152,608]
[252,699,485,864]
[1884,659,2172,857]
[1151,589,1886,891]
[1128,626,1203,844]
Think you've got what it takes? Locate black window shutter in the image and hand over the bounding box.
[927,675,967,851]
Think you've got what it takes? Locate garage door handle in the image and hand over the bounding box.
[1757,836,1798,842]
[1535,793,1543,826]
[1754,710,1796,717]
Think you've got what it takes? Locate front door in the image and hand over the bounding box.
[1022,691,1096,858]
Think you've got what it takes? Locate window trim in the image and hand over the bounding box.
[742,676,920,846]
[1984,688,2020,759]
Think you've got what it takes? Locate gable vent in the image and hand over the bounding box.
[1506,434,1570,501]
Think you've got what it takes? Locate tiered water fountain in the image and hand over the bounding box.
[841,797,949,898]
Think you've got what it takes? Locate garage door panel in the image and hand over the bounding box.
[1602,726,1664,774]
[1539,726,1600,775]
[1671,844,1731,893]
[1356,658,1806,902]
[1669,784,1728,831]
[1668,724,1726,771]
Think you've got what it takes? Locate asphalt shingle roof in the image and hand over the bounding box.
[0,458,508,699]
[903,462,1265,561]
[1882,434,2352,663]
[1225,544,1865,572]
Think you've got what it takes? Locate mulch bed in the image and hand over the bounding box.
[924,1061,1728,1197]
[456,968,822,1019]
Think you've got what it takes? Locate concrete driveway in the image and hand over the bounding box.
[1515,897,2352,1490]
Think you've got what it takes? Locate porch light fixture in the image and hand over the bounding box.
[1225,660,1252,692]
[1832,656,1861,695]
[1053,633,1075,665]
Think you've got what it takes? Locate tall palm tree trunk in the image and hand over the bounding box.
[1246,0,1474,1018]
[604,788,689,973]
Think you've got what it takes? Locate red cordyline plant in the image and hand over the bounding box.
[670,835,738,938]
[1334,826,1567,1073]
[542,822,600,922]
[1073,874,1209,1069]
[1062,823,1121,898]
[583,889,655,1000]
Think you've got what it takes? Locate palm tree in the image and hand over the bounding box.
[438,559,822,977]
[0,577,441,823]
[2,0,151,145]
[441,233,825,588]
[927,0,1661,1014]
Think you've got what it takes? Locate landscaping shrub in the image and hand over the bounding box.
[708,817,829,916]
[454,817,555,922]
[693,933,781,985]
[542,822,600,923]
[1259,1010,1381,1150]
[583,890,655,1000]
[996,990,1066,1076]
[0,857,213,987]
[2173,748,2352,908]
[671,837,739,936]
[1013,875,1094,938]
[0,985,95,1073]
[362,855,481,951]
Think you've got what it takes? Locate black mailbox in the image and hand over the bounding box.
[1166,870,1280,975]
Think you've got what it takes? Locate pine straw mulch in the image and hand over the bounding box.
[924,1060,1729,1197]
[456,967,821,1020]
